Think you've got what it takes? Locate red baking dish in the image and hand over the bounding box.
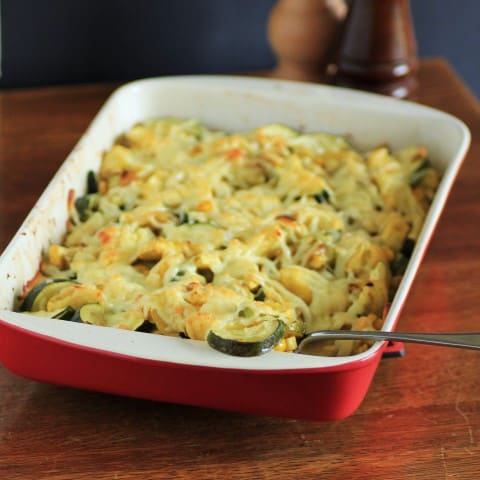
[0,317,385,420]
[0,76,470,420]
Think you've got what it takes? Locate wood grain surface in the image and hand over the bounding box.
[0,59,479,480]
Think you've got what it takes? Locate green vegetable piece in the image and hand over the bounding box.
[52,306,76,320]
[176,211,191,225]
[391,238,416,275]
[70,304,104,325]
[252,285,266,301]
[21,279,76,312]
[87,170,98,194]
[401,238,416,258]
[410,158,431,187]
[391,254,409,276]
[286,319,306,338]
[238,307,254,318]
[136,320,156,333]
[313,190,330,204]
[75,195,92,222]
[207,318,285,357]
[171,269,186,282]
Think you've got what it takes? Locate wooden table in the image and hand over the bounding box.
[0,58,479,479]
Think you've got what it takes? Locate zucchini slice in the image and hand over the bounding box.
[52,306,77,320]
[207,317,285,357]
[21,279,77,312]
[70,304,105,325]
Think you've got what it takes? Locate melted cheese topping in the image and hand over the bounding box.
[32,118,439,356]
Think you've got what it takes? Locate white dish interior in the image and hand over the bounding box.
[0,75,470,371]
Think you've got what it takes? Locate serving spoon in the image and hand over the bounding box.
[296,330,480,354]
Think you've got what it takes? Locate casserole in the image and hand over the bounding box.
[0,76,470,420]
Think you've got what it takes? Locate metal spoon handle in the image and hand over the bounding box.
[297,331,480,353]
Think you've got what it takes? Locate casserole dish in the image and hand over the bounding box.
[0,76,470,420]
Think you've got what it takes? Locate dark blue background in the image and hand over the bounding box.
[1,0,478,97]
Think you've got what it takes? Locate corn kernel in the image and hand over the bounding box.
[195,200,213,212]
[48,245,68,270]
[285,336,298,352]
[274,338,287,352]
